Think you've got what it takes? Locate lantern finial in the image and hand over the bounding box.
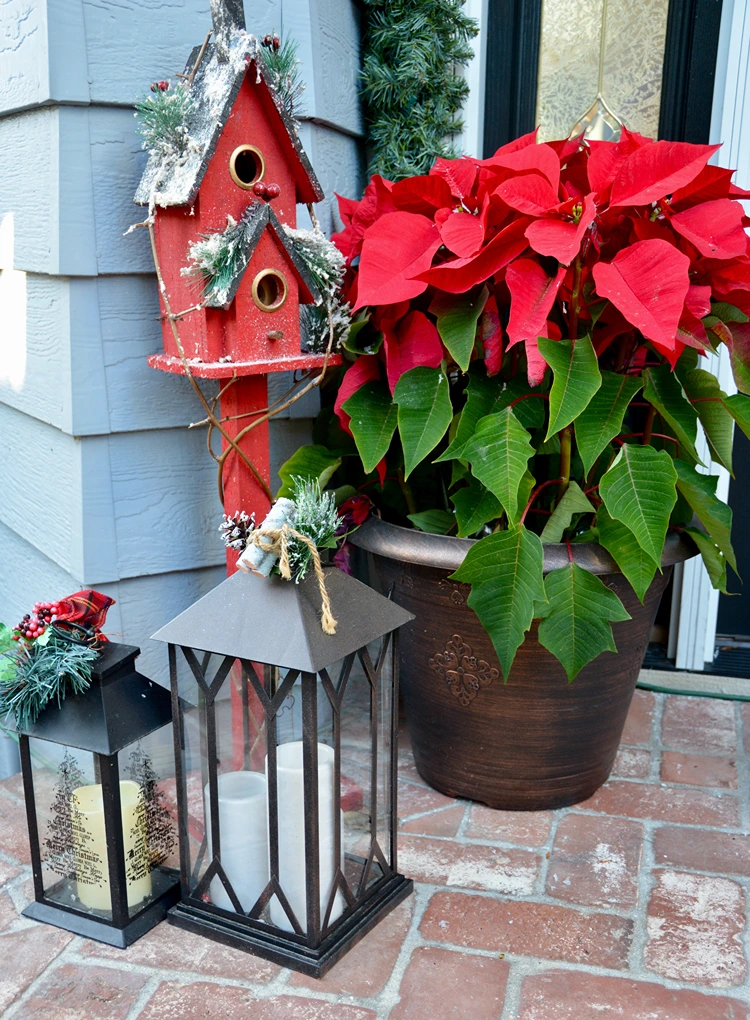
[210,0,246,61]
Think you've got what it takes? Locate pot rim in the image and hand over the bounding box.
[349,516,697,575]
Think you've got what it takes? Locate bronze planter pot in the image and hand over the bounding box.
[350,518,696,811]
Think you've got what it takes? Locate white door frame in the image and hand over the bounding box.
[671,0,750,670]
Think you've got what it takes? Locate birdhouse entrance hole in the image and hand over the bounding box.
[252,269,288,311]
[229,145,265,189]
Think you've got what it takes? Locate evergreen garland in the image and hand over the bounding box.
[0,634,98,731]
[135,81,196,158]
[360,0,478,180]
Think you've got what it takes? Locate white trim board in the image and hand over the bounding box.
[672,0,750,670]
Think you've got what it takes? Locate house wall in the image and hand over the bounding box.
[0,0,364,687]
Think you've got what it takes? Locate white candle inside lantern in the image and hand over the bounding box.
[71,780,151,911]
[269,741,344,933]
[204,771,269,912]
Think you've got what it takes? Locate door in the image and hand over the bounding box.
[483,0,724,152]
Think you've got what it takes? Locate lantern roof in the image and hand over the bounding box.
[203,203,322,309]
[134,29,324,209]
[22,643,172,755]
[151,567,414,672]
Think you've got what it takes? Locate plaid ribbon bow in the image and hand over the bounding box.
[54,590,116,643]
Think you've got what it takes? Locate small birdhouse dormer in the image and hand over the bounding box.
[134,25,341,378]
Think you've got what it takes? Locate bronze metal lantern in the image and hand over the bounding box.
[19,643,180,947]
[152,566,414,978]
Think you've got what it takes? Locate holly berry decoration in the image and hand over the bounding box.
[150,80,169,93]
[262,34,280,50]
[12,601,61,643]
[252,182,280,201]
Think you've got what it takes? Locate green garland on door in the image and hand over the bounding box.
[360,0,478,180]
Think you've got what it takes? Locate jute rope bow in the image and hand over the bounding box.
[244,526,338,635]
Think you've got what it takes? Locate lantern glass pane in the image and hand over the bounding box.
[29,739,113,919]
[375,633,394,876]
[116,730,178,918]
[176,649,271,915]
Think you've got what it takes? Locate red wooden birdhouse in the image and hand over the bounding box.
[134,27,341,378]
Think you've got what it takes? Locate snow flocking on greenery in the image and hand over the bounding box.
[182,204,262,306]
[285,478,340,581]
[283,226,351,352]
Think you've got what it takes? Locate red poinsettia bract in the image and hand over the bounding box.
[331,128,750,415]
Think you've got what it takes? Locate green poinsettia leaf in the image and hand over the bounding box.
[407,509,456,534]
[711,302,749,324]
[461,407,534,524]
[643,364,701,464]
[673,459,737,575]
[496,379,547,431]
[451,526,545,679]
[596,507,658,603]
[394,366,453,478]
[452,477,502,537]
[342,314,384,355]
[725,392,750,442]
[537,335,602,440]
[516,468,535,523]
[537,563,631,681]
[599,444,677,565]
[436,372,504,462]
[575,371,643,476]
[431,287,488,372]
[277,445,343,497]
[684,525,730,595]
[540,481,595,544]
[342,382,398,474]
[678,368,734,473]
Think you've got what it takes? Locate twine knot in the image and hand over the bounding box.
[241,526,338,635]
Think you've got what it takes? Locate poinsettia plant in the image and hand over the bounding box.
[283,129,750,681]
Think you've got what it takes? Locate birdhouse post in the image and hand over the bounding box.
[134,2,341,557]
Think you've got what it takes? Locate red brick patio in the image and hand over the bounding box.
[0,691,749,1018]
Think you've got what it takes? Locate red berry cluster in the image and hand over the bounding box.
[262,34,281,51]
[150,80,169,93]
[252,181,281,201]
[13,602,60,642]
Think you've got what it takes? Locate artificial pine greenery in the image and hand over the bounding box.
[284,227,351,352]
[286,478,339,581]
[135,82,196,157]
[360,0,478,180]
[184,205,262,305]
[261,36,306,123]
[0,633,98,731]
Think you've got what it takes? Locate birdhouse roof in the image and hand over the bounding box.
[201,202,323,308]
[134,29,323,208]
[151,568,414,673]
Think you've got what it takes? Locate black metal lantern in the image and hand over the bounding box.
[152,566,414,977]
[19,643,180,947]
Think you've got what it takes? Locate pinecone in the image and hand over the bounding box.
[219,510,255,552]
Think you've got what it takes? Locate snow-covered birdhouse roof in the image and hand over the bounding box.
[134,29,323,209]
[192,201,323,308]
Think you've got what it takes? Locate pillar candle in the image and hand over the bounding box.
[71,780,151,912]
[269,741,344,933]
[204,771,268,912]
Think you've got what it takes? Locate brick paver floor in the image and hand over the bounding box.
[1,690,749,1018]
